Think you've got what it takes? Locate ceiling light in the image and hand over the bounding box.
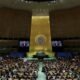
[23,0,56,2]
[21,0,57,3]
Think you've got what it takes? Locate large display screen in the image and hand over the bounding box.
[52,40,62,47]
[19,41,29,47]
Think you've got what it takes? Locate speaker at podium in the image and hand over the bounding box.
[33,51,49,59]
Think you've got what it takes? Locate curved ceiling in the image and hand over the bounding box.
[0,0,80,15]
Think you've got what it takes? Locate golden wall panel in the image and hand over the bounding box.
[30,16,52,52]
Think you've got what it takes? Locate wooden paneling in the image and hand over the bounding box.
[0,8,32,38]
[63,40,80,47]
[0,40,18,47]
[50,6,80,38]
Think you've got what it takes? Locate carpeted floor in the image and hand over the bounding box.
[36,62,46,80]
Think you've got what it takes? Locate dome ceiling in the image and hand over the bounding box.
[0,0,80,15]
